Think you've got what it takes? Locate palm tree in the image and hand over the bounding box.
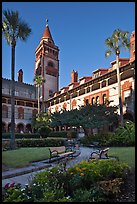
[33,75,45,114]
[105,29,130,127]
[2,10,32,149]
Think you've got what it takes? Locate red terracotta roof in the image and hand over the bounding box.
[111,58,129,65]
[79,76,92,81]
[41,25,54,42]
[92,68,108,74]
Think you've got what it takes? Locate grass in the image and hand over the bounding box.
[109,147,135,168]
[2,146,135,169]
[2,147,50,168]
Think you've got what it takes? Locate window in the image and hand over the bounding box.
[15,90,19,96]
[26,102,33,107]
[18,107,24,119]
[96,96,100,105]
[85,99,89,105]
[91,97,95,105]
[87,87,90,93]
[2,98,7,103]
[48,61,54,67]
[2,105,8,118]
[103,94,107,104]
[49,90,54,97]
[124,90,131,103]
[94,72,100,78]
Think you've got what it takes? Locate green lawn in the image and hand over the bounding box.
[109,147,135,168]
[2,146,135,169]
[2,147,50,168]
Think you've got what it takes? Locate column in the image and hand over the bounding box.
[90,85,93,92]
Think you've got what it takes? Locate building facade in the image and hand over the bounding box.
[2,21,135,133]
[2,70,38,133]
[46,31,135,124]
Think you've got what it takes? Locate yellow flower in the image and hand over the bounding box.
[80,173,84,176]
[82,168,86,171]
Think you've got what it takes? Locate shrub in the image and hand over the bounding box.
[2,133,40,139]
[16,138,66,148]
[49,131,68,138]
[48,131,77,139]
[2,138,67,150]
[38,126,51,138]
[80,121,135,147]
[80,132,114,147]
[113,120,135,146]
[2,159,130,202]
[72,186,108,202]
[28,165,71,202]
[67,159,129,190]
[2,140,10,151]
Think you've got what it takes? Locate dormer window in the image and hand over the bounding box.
[94,72,100,78]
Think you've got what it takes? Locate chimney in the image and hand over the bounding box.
[71,70,78,83]
[18,69,23,82]
[129,31,135,62]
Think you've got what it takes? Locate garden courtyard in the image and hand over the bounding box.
[2,144,135,202]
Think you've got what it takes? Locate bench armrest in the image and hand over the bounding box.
[49,149,59,157]
[65,146,73,152]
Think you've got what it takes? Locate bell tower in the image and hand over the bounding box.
[34,19,59,108]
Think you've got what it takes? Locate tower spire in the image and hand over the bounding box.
[46,18,48,26]
[41,18,54,43]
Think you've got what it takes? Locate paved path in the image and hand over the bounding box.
[2,147,94,187]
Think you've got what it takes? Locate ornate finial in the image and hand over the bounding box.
[46,18,48,26]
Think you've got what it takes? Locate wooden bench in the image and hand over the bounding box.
[90,148,110,159]
[49,146,74,163]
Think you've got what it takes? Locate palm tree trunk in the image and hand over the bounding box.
[116,52,124,127]
[10,42,16,149]
[38,84,40,114]
[42,54,44,112]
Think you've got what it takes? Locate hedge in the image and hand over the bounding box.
[2,133,41,139]
[49,131,77,139]
[2,138,67,150]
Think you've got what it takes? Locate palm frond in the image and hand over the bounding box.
[33,75,45,85]
[105,28,130,58]
[105,50,112,58]
[17,22,32,41]
[2,9,31,45]
[105,37,114,48]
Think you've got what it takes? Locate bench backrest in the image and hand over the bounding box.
[100,148,109,157]
[101,148,109,153]
[49,146,66,154]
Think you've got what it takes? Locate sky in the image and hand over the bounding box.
[2,2,135,89]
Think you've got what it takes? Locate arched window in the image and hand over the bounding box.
[103,94,107,104]
[18,107,24,119]
[17,123,24,133]
[48,61,54,67]
[96,96,100,105]
[2,105,8,118]
[91,97,95,105]
[32,109,38,117]
[85,99,89,105]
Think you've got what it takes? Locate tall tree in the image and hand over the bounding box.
[33,75,45,114]
[2,10,32,149]
[50,104,119,135]
[105,29,130,126]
